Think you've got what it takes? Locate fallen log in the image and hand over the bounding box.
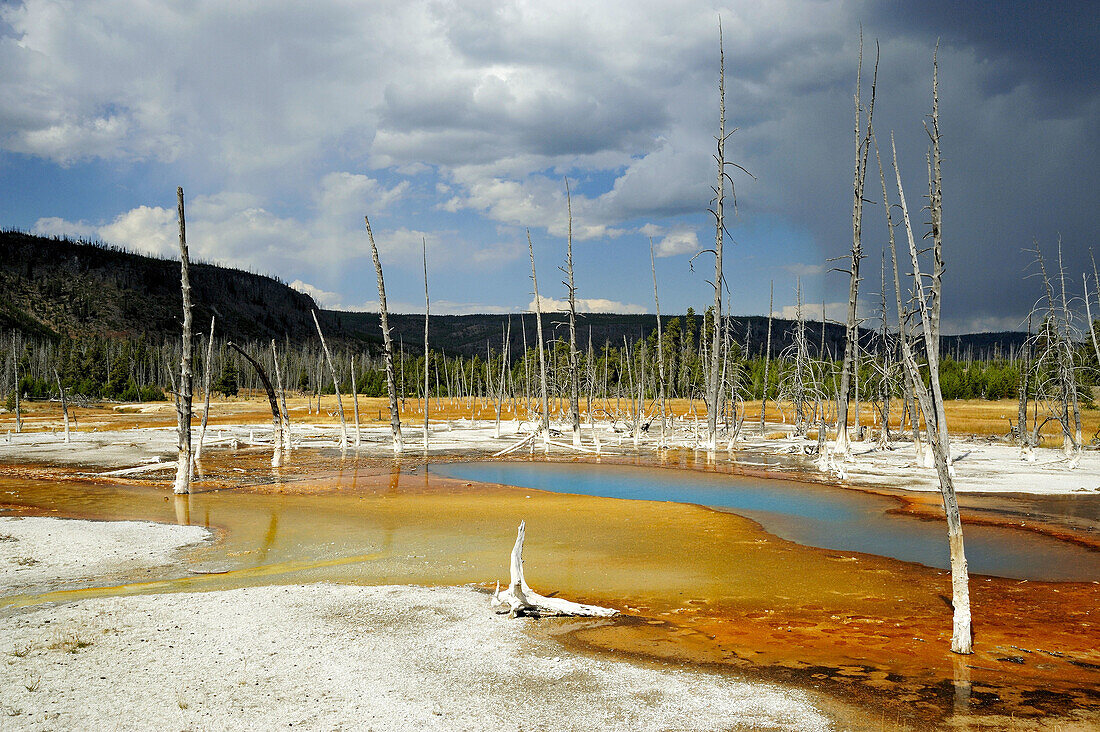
[491,432,535,458]
[491,521,617,618]
[101,460,178,477]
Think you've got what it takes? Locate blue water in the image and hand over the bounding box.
[430,461,1100,582]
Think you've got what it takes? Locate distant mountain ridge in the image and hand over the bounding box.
[0,230,323,343]
[0,231,1028,359]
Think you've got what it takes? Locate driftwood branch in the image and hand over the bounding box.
[491,522,617,618]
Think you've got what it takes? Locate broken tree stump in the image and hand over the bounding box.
[491,521,617,618]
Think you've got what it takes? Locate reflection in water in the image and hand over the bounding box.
[1,462,1097,728]
[173,493,190,526]
[953,652,971,714]
[430,461,1100,582]
[257,508,280,563]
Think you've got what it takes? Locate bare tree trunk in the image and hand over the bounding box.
[519,317,531,420]
[893,107,972,653]
[835,36,878,457]
[312,310,348,450]
[1084,275,1100,383]
[877,133,925,464]
[528,230,551,448]
[650,239,667,447]
[12,333,20,433]
[1018,315,1032,451]
[876,252,893,447]
[564,180,582,447]
[366,215,403,453]
[272,339,291,448]
[854,336,862,441]
[228,343,283,464]
[53,368,69,443]
[423,237,430,452]
[587,336,602,452]
[173,187,193,495]
[706,23,728,452]
[761,282,772,435]
[495,319,510,439]
[1057,242,1082,451]
[193,318,216,470]
[350,354,361,448]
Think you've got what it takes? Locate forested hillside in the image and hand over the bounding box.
[1,232,1047,406]
[0,230,324,343]
[1,231,1028,359]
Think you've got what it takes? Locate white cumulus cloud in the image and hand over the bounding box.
[529,295,647,314]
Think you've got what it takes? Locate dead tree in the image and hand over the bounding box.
[891,67,972,652]
[876,133,926,465]
[1027,245,1081,457]
[423,237,430,451]
[563,179,582,447]
[834,36,878,457]
[53,368,69,443]
[761,282,773,435]
[1084,273,1100,384]
[870,253,897,448]
[696,23,753,451]
[650,238,667,446]
[193,319,216,470]
[271,339,291,448]
[11,333,20,433]
[1059,245,1083,450]
[350,354,361,448]
[778,280,821,437]
[528,230,551,447]
[1018,315,1032,452]
[491,522,617,618]
[173,186,194,495]
[704,24,729,452]
[495,319,511,439]
[366,215,403,453]
[227,342,283,465]
[312,310,348,450]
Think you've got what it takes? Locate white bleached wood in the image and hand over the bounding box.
[350,354,361,448]
[528,231,551,450]
[423,238,430,452]
[271,339,292,448]
[366,215,403,454]
[312,310,348,451]
[491,432,536,458]
[193,320,216,470]
[564,179,582,448]
[53,368,69,443]
[491,522,618,618]
[101,460,178,477]
[173,186,193,495]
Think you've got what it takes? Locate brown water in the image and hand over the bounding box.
[2,456,1098,728]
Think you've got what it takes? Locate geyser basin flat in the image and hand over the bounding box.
[431,460,1099,582]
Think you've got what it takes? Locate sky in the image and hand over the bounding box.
[1,0,1096,334]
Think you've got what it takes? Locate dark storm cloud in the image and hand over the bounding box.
[865,0,1099,102]
[2,1,1096,328]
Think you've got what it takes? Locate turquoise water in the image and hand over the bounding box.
[430,461,1100,582]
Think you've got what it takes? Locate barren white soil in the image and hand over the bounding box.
[5,419,1100,497]
[0,516,210,596]
[0,518,833,731]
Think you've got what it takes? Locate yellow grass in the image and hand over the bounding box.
[2,392,1095,447]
